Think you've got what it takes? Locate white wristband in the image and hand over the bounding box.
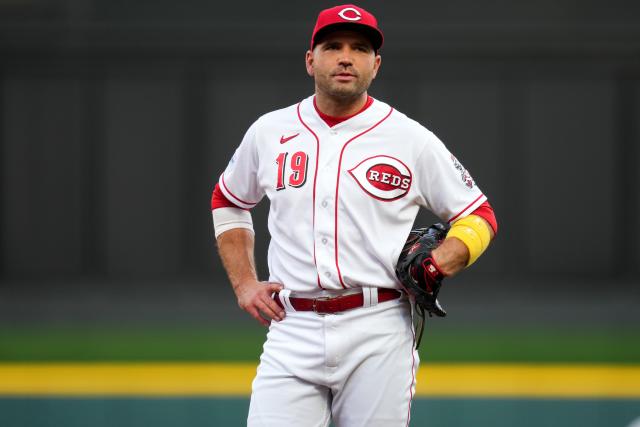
[212,207,254,238]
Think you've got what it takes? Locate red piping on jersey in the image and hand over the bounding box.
[220,173,259,207]
[297,102,324,289]
[448,193,485,223]
[406,324,417,427]
[334,106,394,288]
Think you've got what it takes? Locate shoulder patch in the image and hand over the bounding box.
[450,154,475,189]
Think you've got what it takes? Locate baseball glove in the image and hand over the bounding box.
[396,223,450,347]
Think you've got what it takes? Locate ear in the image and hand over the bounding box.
[305,50,315,77]
[371,54,382,80]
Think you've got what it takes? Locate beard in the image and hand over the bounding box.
[316,72,372,103]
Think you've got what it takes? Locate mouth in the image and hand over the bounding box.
[332,72,357,82]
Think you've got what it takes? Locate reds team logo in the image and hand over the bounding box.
[338,7,362,21]
[348,155,412,201]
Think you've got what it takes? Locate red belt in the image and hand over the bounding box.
[274,289,402,314]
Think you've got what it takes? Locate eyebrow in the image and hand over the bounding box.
[353,42,371,50]
[323,40,372,50]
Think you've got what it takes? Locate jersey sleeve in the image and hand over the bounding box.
[415,132,487,222]
[217,121,265,210]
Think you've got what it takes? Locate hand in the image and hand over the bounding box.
[396,224,450,318]
[415,256,446,317]
[234,279,285,326]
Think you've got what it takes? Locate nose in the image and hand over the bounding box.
[338,58,353,68]
[335,45,357,66]
[337,49,354,68]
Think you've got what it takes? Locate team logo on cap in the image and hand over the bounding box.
[338,7,362,21]
[348,155,412,201]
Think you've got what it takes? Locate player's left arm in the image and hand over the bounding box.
[431,201,497,276]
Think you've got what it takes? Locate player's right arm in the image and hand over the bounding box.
[212,120,285,326]
[216,225,285,326]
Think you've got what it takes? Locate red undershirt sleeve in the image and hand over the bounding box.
[469,201,498,235]
[211,183,247,210]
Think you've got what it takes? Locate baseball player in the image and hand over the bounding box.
[211,4,497,426]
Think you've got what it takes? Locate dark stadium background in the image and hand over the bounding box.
[1,1,639,426]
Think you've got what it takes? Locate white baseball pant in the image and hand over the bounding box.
[248,290,419,427]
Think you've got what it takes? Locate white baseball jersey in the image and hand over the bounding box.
[219,95,486,293]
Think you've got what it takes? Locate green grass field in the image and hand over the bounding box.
[1,325,638,363]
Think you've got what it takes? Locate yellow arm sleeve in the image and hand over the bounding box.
[446,214,492,266]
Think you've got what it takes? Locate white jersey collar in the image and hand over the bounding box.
[297,95,392,136]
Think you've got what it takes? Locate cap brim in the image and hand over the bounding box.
[312,23,383,51]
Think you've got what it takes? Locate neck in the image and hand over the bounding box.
[314,90,369,118]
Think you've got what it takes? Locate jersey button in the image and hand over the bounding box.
[321,200,328,208]
[329,130,337,135]
[325,272,331,278]
[321,237,328,245]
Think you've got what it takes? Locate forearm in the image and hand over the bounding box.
[216,228,258,292]
[215,227,284,326]
[432,216,495,276]
[430,237,468,276]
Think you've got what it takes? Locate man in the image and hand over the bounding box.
[211,4,497,426]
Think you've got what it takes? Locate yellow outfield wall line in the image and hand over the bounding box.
[0,363,639,398]
[420,364,640,398]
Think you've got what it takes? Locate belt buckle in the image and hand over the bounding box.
[312,296,332,315]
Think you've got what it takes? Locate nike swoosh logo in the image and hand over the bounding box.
[280,133,300,144]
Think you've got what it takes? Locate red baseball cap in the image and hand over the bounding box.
[310,4,384,51]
